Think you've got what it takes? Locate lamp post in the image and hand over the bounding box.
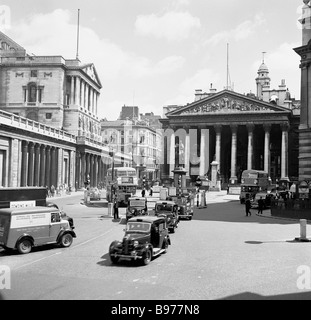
[109,132,117,203]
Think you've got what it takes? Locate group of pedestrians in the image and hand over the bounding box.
[245,195,264,217]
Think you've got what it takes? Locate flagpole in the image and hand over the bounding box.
[76,9,80,60]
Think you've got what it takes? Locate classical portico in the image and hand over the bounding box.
[160,90,298,186]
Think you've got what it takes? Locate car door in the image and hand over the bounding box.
[49,211,62,242]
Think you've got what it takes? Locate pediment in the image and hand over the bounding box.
[81,63,102,88]
[167,90,288,117]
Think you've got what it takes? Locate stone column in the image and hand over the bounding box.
[91,88,94,114]
[40,145,46,187]
[169,130,175,178]
[34,144,40,186]
[21,141,28,187]
[27,143,35,186]
[264,124,271,177]
[215,125,222,171]
[70,76,75,105]
[95,92,98,115]
[81,80,85,109]
[199,126,209,176]
[51,147,57,187]
[45,146,51,187]
[184,127,190,178]
[85,84,89,111]
[230,125,238,184]
[75,76,80,106]
[281,122,289,181]
[247,124,255,170]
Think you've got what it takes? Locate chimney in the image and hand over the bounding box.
[195,89,203,101]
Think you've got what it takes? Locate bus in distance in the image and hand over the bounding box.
[106,167,138,206]
[240,169,270,204]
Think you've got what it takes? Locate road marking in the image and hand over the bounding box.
[13,229,115,271]
[72,229,114,249]
[14,252,62,270]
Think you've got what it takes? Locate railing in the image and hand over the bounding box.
[0,109,76,143]
[1,55,66,65]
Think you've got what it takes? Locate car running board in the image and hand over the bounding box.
[153,248,165,256]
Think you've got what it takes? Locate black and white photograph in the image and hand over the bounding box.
[0,0,311,307]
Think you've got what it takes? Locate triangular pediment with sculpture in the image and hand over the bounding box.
[167,90,289,116]
[80,63,102,88]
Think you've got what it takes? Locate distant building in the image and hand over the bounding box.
[160,61,300,186]
[101,107,162,182]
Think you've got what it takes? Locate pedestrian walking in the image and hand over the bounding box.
[149,188,153,197]
[258,196,264,215]
[141,188,146,197]
[245,196,252,217]
[113,199,119,220]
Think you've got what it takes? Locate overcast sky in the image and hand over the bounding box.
[1,0,304,120]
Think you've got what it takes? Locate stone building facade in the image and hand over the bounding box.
[0,31,130,189]
[160,87,299,187]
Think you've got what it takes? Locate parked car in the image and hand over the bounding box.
[154,200,179,233]
[126,197,148,221]
[109,216,171,265]
[89,187,101,200]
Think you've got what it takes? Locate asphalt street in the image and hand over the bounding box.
[1,190,311,300]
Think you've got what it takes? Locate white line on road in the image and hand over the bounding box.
[13,229,115,271]
[72,229,114,249]
[14,252,62,271]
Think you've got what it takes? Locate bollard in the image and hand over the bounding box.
[300,219,307,240]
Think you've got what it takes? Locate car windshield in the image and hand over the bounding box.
[156,204,173,212]
[126,222,151,233]
[129,200,145,208]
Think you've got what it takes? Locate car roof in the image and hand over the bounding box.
[155,201,176,205]
[128,216,166,223]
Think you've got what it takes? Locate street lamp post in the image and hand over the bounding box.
[109,132,117,204]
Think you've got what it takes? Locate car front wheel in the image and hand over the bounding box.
[60,233,73,248]
[142,249,152,265]
[110,255,119,264]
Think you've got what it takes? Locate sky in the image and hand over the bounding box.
[0,0,304,120]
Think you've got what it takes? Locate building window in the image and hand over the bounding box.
[46,113,52,120]
[25,83,43,104]
[29,84,37,102]
[31,70,38,77]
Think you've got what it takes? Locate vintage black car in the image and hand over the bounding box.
[109,216,171,265]
[154,200,179,233]
[175,195,194,220]
[126,197,148,221]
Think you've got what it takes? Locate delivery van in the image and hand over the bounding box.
[0,206,76,254]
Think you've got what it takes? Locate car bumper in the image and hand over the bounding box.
[110,252,143,260]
